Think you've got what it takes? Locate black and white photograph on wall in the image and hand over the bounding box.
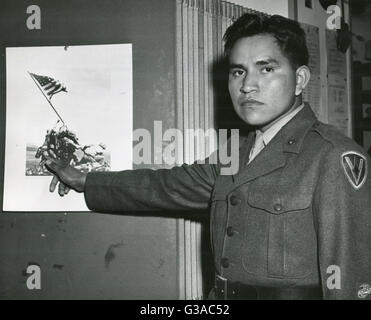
[3,44,133,211]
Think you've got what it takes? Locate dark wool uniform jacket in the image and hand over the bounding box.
[85,104,371,300]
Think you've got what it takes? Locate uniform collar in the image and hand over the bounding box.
[259,103,305,147]
[231,103,318,185]
[279,102,318,154]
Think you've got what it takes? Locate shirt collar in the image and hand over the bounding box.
[256,103,305,146]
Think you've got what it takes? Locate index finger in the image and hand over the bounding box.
[50,175,59,193]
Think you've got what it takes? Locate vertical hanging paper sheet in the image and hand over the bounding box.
[301,23,322,119]
[326,29,349,134]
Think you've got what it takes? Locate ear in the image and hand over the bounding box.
[295,65,311,96]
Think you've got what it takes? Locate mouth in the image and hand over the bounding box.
[239,99,264,107]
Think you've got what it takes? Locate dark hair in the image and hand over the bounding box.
[223,13,309,68]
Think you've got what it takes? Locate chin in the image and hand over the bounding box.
[237,110,269,127]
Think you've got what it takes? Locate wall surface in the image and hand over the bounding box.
[0,0,181,299]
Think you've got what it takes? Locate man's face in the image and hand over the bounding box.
[228,34,298,131]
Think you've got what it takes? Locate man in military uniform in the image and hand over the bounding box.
[45,13,371,300]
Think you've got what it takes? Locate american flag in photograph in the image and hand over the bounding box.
[30,73,67,100]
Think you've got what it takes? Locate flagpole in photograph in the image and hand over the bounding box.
[28,71,66,125]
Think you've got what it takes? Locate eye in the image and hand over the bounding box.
[262,67,274,73]
[230,69,245,77]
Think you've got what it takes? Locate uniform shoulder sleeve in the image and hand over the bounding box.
[313,130,371,299]
[84,161,220,213]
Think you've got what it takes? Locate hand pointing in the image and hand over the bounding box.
[45,158,87,195]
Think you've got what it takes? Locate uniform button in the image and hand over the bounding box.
[221,258,230,268]
[287,138,296,145]
[230,195,240,206]
[226,226,234,237]
[274,203,283,212]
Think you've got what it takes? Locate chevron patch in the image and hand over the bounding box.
[341,151,367,189]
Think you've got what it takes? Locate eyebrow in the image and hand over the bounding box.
[228,63,246,70]
[229,59,280,69]
[255,58,280,66]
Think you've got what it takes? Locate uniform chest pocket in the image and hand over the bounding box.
[242,189,318,279]
[247,188,312,215]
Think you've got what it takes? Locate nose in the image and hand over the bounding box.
[240,75,258,94]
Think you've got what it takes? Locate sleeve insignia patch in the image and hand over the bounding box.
[341,151,367,189]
